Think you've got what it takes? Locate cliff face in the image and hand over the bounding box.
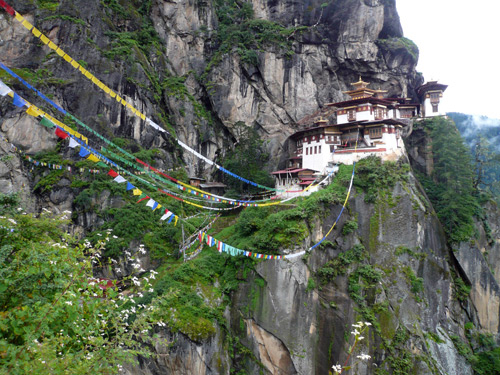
[0,0,421,176]
[0,1,493,375]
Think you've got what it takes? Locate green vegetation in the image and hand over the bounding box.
[223,123,274,195]
[416,117,481,242]
[0,206,155,374]
[353,156,410,203]
[149,249,252,342]
[219,163,352,253]
[376,37,419,60]
[211,0,304,66]
[35,0,60,11]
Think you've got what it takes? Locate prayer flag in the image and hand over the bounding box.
[174,216,178,226]
[0,80,12,96]
[12,93,27,108]
[145,199,155,208]
[132,188,142,196]
[55,127,69,139]
[126,182,135,191]
[113,175,126,183]
[79,147,90,158]
[87,154,100,162]
[161,211,172,221]
[26,106,41,117]
[41,117,55,129]
[108,169,119,178]
[151,201,159,210]
[166,215,174,224]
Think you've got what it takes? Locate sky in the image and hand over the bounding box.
[396,1,500,120]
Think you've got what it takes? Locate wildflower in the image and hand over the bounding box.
[97,233,102,236]
[351,329,360,336]
[8,218,17,225]
[358,336,364,341]
[65,301,73,305]
[113,235,118,239]
[17,207,22,211]
[357,353,371,360]
[332,364,342,374]
[364,322,372,326]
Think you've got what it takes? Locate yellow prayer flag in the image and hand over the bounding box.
[84,71,93,79]
[103,86,110,94]
[153,204,162,211]
[140,113,146,121]
[31,28,42,37]
[15,13,24,22]
[48,41,58,50]
[40,34,50,45]
[115,95,121,103]
[26,106,41,117]
[21,19,33,30]
[132,188,142,196]
[109,91,116,98]
[55,48,65,57]
[70,59,79,68]
[121,99,127,106]
[63,54,72,63]
[174,216,178,226]
[87,154,100,162]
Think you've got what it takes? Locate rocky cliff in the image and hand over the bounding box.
[1,1,497,374]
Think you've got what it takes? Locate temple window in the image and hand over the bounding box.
[348,109,356,121]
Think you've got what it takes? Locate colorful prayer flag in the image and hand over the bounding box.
[55,127,69,139]
[132,188,142,196]
[126,182,135,191]
[108,169,119,178]
[79,147,90,158]
[113,175,126,183]
[87,154,100,162]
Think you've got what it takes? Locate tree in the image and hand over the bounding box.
[419,117,480,242]
[222,122,274,196]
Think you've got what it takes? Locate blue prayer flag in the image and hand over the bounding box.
[79,147,90,158]
[12,93,27,108]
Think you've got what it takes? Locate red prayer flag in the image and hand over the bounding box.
[107,169,119,178]
[136,196,149,203]
[0,1,15,16]
[55,127,69,139]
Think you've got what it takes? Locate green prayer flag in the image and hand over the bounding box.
[40,117,55,129]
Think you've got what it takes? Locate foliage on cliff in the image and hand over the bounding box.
[416,117,481,243]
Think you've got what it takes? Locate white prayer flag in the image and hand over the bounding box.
[0,80,12,97]
[145,199,155,208]
[114,175,126,183]
[68,138,79,148]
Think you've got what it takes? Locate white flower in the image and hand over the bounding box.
[17,207,22,211]
[8,218,17,225]
[97,233,102,236]
[331,364,342,374]
[116,268,122,273]
[113,235,118,239]
[358,336,364,341]
[364,322,372,326]
[65,301,73,306]
[351,329,360,336]
[357,353,371,360]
